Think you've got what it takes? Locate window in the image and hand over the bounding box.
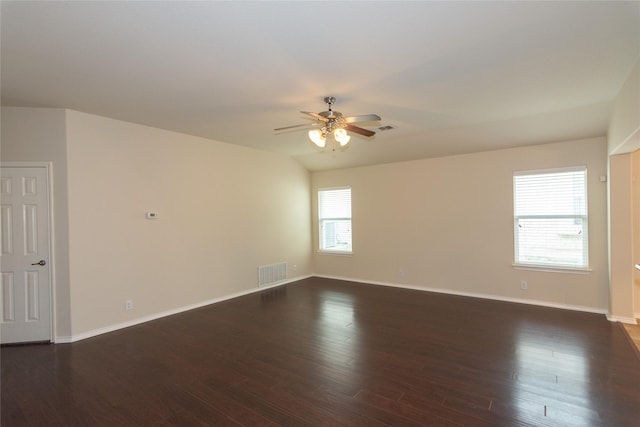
[318,187,352,253]
[513,167,588,269]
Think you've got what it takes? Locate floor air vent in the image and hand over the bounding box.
[258,262,287,287]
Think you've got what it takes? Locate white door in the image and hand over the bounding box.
[0,165,52,344]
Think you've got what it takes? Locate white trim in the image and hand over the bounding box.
[317,250,353,257]
[313,274,608,315]
[606,314,638,325]
[513,165,587,176]
[512,264,592,274]
[1,162,56,343]
[54,271,632,343]
[55,275,312,343]
[1,161,53,168]
[318,187,352,253]
[317,185,352,192]
[513,167,589,270]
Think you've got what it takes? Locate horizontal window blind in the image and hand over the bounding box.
[514,168,588,268]
[514,169,586,217]
[318,188,352,253]
[319,188,351,220]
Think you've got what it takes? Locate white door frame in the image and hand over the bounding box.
[1,161,56,343]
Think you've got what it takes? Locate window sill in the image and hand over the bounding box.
[512,264,591,274]
[318,250,353,257]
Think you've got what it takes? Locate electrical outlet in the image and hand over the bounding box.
[125,299,133,311]
[520,281,528,290]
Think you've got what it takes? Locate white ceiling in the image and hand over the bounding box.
[2,1,639,171]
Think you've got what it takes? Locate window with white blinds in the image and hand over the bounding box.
[513,167,588,269]
[318,187,352,253]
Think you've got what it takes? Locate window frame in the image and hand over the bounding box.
[317,186,353,255]
[513,166,589,272]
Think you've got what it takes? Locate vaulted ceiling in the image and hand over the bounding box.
[2,1,639,171]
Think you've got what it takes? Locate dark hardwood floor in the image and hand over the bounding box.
[2,277,640,426]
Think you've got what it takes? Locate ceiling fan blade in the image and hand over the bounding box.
[342,114,381,124]
[274,123,317,131]
[344,124,376,137]
[301,111,328,121]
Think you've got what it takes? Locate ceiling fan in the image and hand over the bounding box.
[274,96,382,151]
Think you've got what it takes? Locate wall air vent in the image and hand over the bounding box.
[258,262,287,287]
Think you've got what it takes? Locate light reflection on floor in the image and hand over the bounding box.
[512,324,597,426]
[315,291,360,387]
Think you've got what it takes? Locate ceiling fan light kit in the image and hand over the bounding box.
[308,129,327,148]
[334,128,351,146]
[308,127,351,150]
[275,96,381,152]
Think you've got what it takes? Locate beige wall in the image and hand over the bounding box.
[607,56,640,322]
[2,108,312,340]
[312,137,609,311]
[609,154,635,321]
[1,107,72,338]
[634,150,640,316]
[608,57,640,155]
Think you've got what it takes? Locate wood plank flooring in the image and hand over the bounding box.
[623,322,640,358]
[2,277,640,426]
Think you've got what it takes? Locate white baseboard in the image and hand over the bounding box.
[606,314,638,325]
[55,273,626,344]
[54,275,311,344]
[314,274,608,316]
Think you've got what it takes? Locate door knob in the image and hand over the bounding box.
[31,260,46,266]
